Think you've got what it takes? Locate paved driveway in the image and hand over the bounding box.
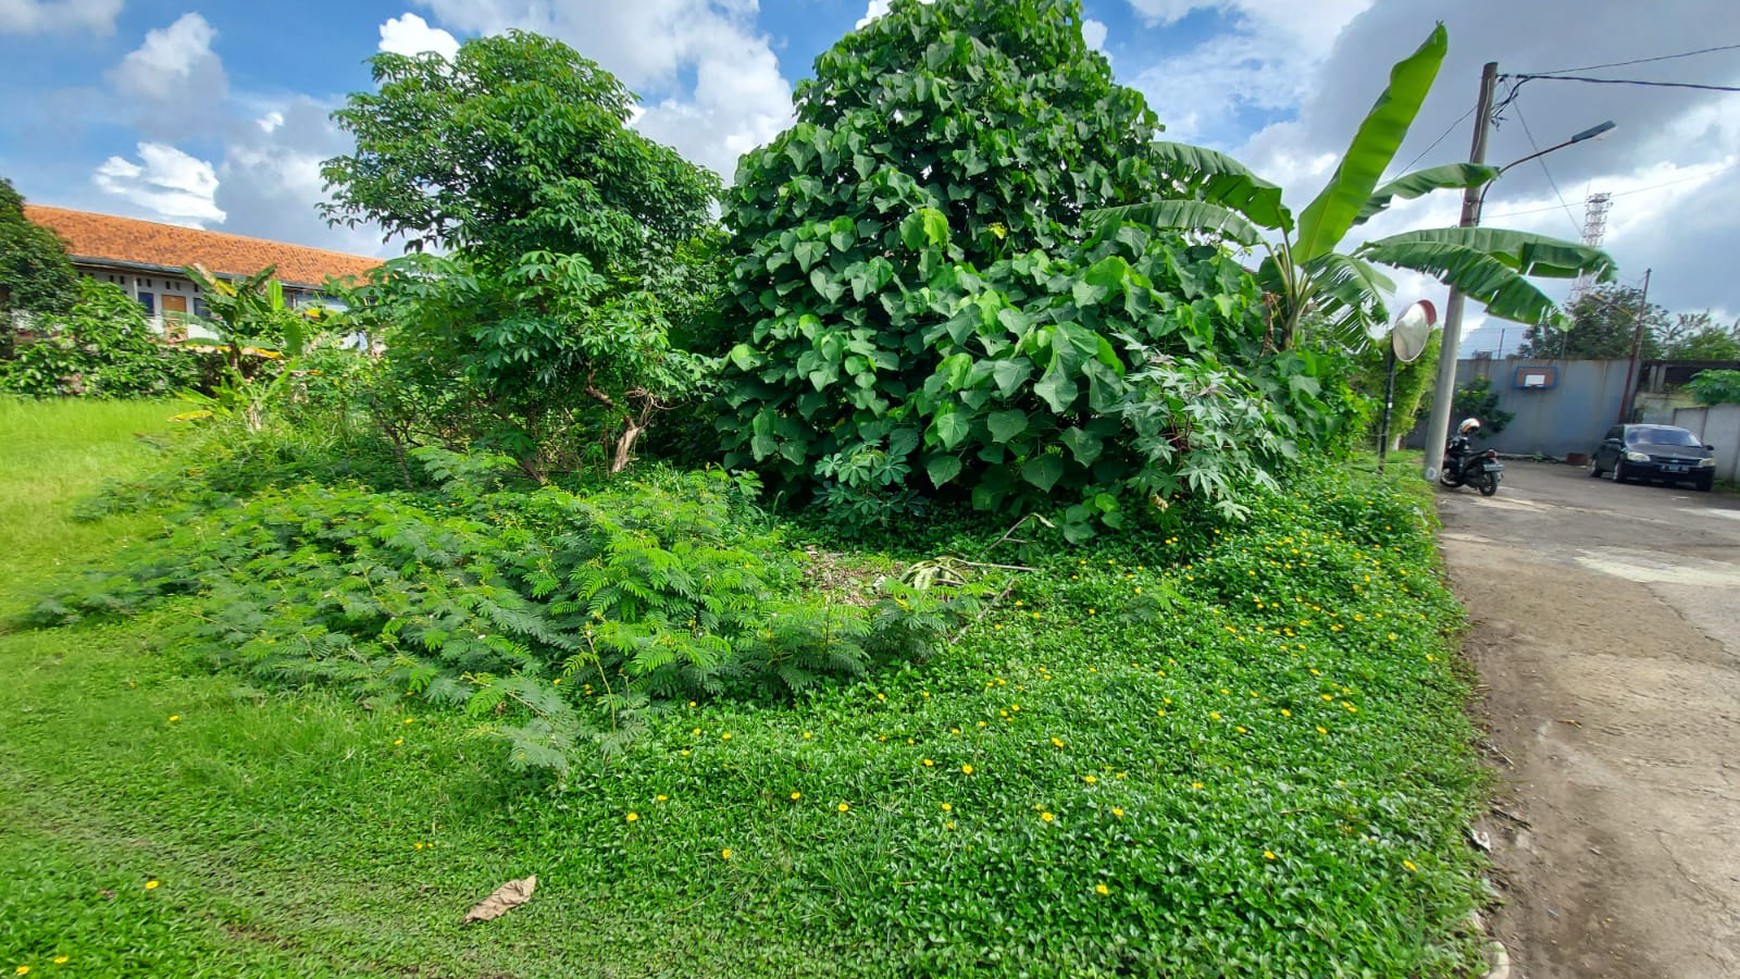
[1436,461,1740,979]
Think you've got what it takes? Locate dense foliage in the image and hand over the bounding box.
[321,32,725,476]
[1688,369,1740,406]
[717,0,1362,533]
[28,455,981,777]
[1659,311,1740,362]
[1451,375,1512,435]
[0,178,79,323]
[0,279,200,398]
[1515,284,1665,360]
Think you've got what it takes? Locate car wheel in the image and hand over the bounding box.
[1695,474,1713,493]
[1612,460,1627,483]
[1588,456,1603,477]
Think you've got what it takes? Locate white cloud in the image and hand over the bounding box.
[856,0,891,29]
[1082,17,1107,53]
[1128,1,1374,144]
[257,110,284,133]
[412,0,797,180]
[108,12,226,108]
[93,142,226,226]
[0,0,121,35]
[378,12,459,59]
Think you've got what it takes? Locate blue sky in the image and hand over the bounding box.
[3,1,1737,352]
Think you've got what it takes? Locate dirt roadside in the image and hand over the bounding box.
[1436,461,1740,979]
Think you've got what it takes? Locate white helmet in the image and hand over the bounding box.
[1458,418,1481,436]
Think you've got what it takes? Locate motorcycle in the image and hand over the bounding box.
[1439,435,1503,496]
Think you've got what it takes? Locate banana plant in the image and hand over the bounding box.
[1089,23,1614,349]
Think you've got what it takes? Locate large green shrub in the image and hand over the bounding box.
[716,0,1350,534]
[1688,369,1740,406]
[1,279,199,398]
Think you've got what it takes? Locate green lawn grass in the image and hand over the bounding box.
[1,399,1490,977]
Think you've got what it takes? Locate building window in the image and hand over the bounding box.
[193,298,209,319]
[138,292,155,315]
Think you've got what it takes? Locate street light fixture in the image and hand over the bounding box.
[1419,64,1617,485]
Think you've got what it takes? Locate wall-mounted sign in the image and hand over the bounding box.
[1514,365,1558,390]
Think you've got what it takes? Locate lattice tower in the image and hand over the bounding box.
[1570,192,1612,301]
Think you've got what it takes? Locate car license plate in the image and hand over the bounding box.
[1664,465,1687,473]
[1483,463,1503,473]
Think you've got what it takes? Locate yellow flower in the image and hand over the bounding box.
[53,958,69,965]
[944,820,956,830]
[940,803,952,812]
[1112,807,1125,818]
[1083,775,1097,785]
[1041,811,1055,823]
[1156,709,1167,717]
[961,764,974,775]
[790,791,801,800]
[393,738,404,746]
[837,802,850,813]
[167,715,180,723]
[1209,712,1221,721]
[922,758,934,767]
[721,732,731,740]
[680,749,691,756]
[1190,781,1204,790]
[1321,694,1334,701]
[402,718,414,725]
[626,812,639,823]
[145,880,160,889]
[1263,850,1276,861]
[875,693,886,702]
[1403,859,1418,872]
[692,728,702,736]
[16,967,29,976]
[1094,883,1110,895]
[950,727,961,735]
[721,848,733,860]
[1316,726,1328,735]
[803,731,813,739]
[689,701,697,707]
[1388,632,1398,641]
[1280,709,1291,717]
[1051,737,1065,748]
[1235,726,1248,734]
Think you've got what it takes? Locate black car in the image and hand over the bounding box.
[1588,424,1717,491]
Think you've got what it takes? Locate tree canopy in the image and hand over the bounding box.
[0,178,79,319]
[321,31,718,268]
[1515,285,1666,360]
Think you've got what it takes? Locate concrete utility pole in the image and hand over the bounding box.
[1618,267,1653,423]
[1422,61,1499,484]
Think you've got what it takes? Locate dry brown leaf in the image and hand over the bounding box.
[461,875,537,924]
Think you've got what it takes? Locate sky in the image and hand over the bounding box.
[2,0,1736,356]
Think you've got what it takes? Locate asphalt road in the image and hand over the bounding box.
[1436,461,1740,979]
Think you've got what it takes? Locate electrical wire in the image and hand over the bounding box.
[1480,162,1740,220]
[1529,43,1740,77]
[1507,74,1740,93]
[1395,106,1477,174]
[1509,100,1586,236]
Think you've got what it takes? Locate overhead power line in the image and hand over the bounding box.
[1395,106,1477,175]
[1509,101,1585,236]
[1480,162,1740,220]
[1507,73,1740,93]
[1530,42,1740,77]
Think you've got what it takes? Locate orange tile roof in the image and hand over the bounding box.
[23,205,383,288]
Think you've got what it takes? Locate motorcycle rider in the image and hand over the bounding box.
[1445,418,1481,479]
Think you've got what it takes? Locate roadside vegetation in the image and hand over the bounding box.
[2,1,1620,975]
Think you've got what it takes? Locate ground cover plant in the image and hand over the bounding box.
[4,400,1489,977]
